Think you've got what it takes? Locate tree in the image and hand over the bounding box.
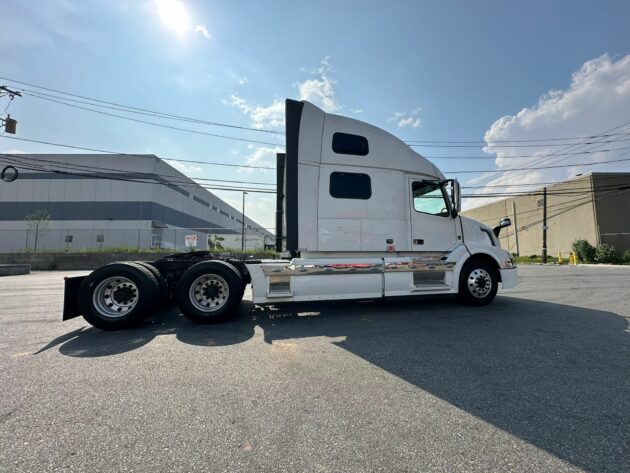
[208,234,224,251]
[25,209,51,252]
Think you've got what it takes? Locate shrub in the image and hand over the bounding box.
[622,249,630,264]
[594,243,621,264]
[572,239,596,263]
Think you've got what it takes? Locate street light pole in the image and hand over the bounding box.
[542,187,548,263]
[241,191,248,251]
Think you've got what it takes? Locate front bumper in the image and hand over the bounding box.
[500,268,518,289]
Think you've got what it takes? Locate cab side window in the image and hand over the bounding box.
[412,181,449,217]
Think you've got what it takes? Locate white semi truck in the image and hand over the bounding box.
[63,99,517,330]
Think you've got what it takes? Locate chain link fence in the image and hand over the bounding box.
[0,228,273,252]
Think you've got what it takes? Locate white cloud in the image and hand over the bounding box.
[226,95,285,130]
[464,54,630,209]
[1,149,26,154]
[194,24,211,39]
[295,57,340,112]
[165,159,203,175]
[390,108,422,128]
[226,57,343,130]
[239,145,283,174]
[238,77,248,85]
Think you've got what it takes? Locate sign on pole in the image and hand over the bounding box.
[185,234,198,247]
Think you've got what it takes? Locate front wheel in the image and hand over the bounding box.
[175,261,244,324]
[457,259,499,306]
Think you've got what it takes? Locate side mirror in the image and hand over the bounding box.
[446,179,461,217]
[493,217,512,237]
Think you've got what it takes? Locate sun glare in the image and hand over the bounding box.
[155,0,191,35]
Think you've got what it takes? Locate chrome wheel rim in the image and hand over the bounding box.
[468,268,492,298]
[189,274,229,312]
[92,276,139,318]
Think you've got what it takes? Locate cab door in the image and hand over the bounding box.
[408,178,458,252]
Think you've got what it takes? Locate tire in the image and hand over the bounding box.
[175,261,244,324]
[78,262,160,330]
[457,259,499,306]
[133,262,170,303]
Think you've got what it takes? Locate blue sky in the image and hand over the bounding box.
[1,0,629,228]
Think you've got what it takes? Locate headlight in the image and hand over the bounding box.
[501,258,516,269]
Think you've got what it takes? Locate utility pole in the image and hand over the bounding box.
[0,86,22,134]
[241,191,248,251]
[512,200,519,257]
[542,187,548,263]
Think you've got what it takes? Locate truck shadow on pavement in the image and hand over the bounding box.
[39,296,630,472]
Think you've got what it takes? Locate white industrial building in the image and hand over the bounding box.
[0,154,273,252]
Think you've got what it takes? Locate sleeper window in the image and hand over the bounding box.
[332,133,369,156]
[330,172,372,199]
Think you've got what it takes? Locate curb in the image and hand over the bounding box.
[577,263,630,269]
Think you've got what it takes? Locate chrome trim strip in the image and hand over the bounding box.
[262,263,383,276]
[385,261,455,272]
[261,259,455,276]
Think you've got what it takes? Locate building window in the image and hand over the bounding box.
[64,235,73,243]
[96,234,105,243]
[412,181,450,217]
[332,132,369,156]
[329,172,372,200]
[193,195,210,207]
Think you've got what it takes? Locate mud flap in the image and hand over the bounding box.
[63,276,86,320]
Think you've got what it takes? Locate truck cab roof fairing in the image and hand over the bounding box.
[321,111,444,180]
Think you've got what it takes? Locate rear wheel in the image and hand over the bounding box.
[457,259,499,306]
[134,261,170,303]
[175,261,244,324]
[78,263,159,330]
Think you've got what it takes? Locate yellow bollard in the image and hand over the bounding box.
[569,252,576,265]
[557,252,563,264]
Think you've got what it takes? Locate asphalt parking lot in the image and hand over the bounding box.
[1,265,629,472]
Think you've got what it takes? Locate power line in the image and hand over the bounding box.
[472,189,615,227]
[0,154,276,194]
[463,120,630,187]
[18,92,630,158]
[5,134,630,175]
[407,136,630,148]
[421,145,630,159]
[404,133,630,144]
[23,91,630,155]
[0,152,275,187]
[446,155,630,174]
[0,135,276,169]
[22,92,284,147]
[8,152,630,200]
[460,176,622,188]
[470,179,630,226]
[5,153,629,202]
[0,75,284,135]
